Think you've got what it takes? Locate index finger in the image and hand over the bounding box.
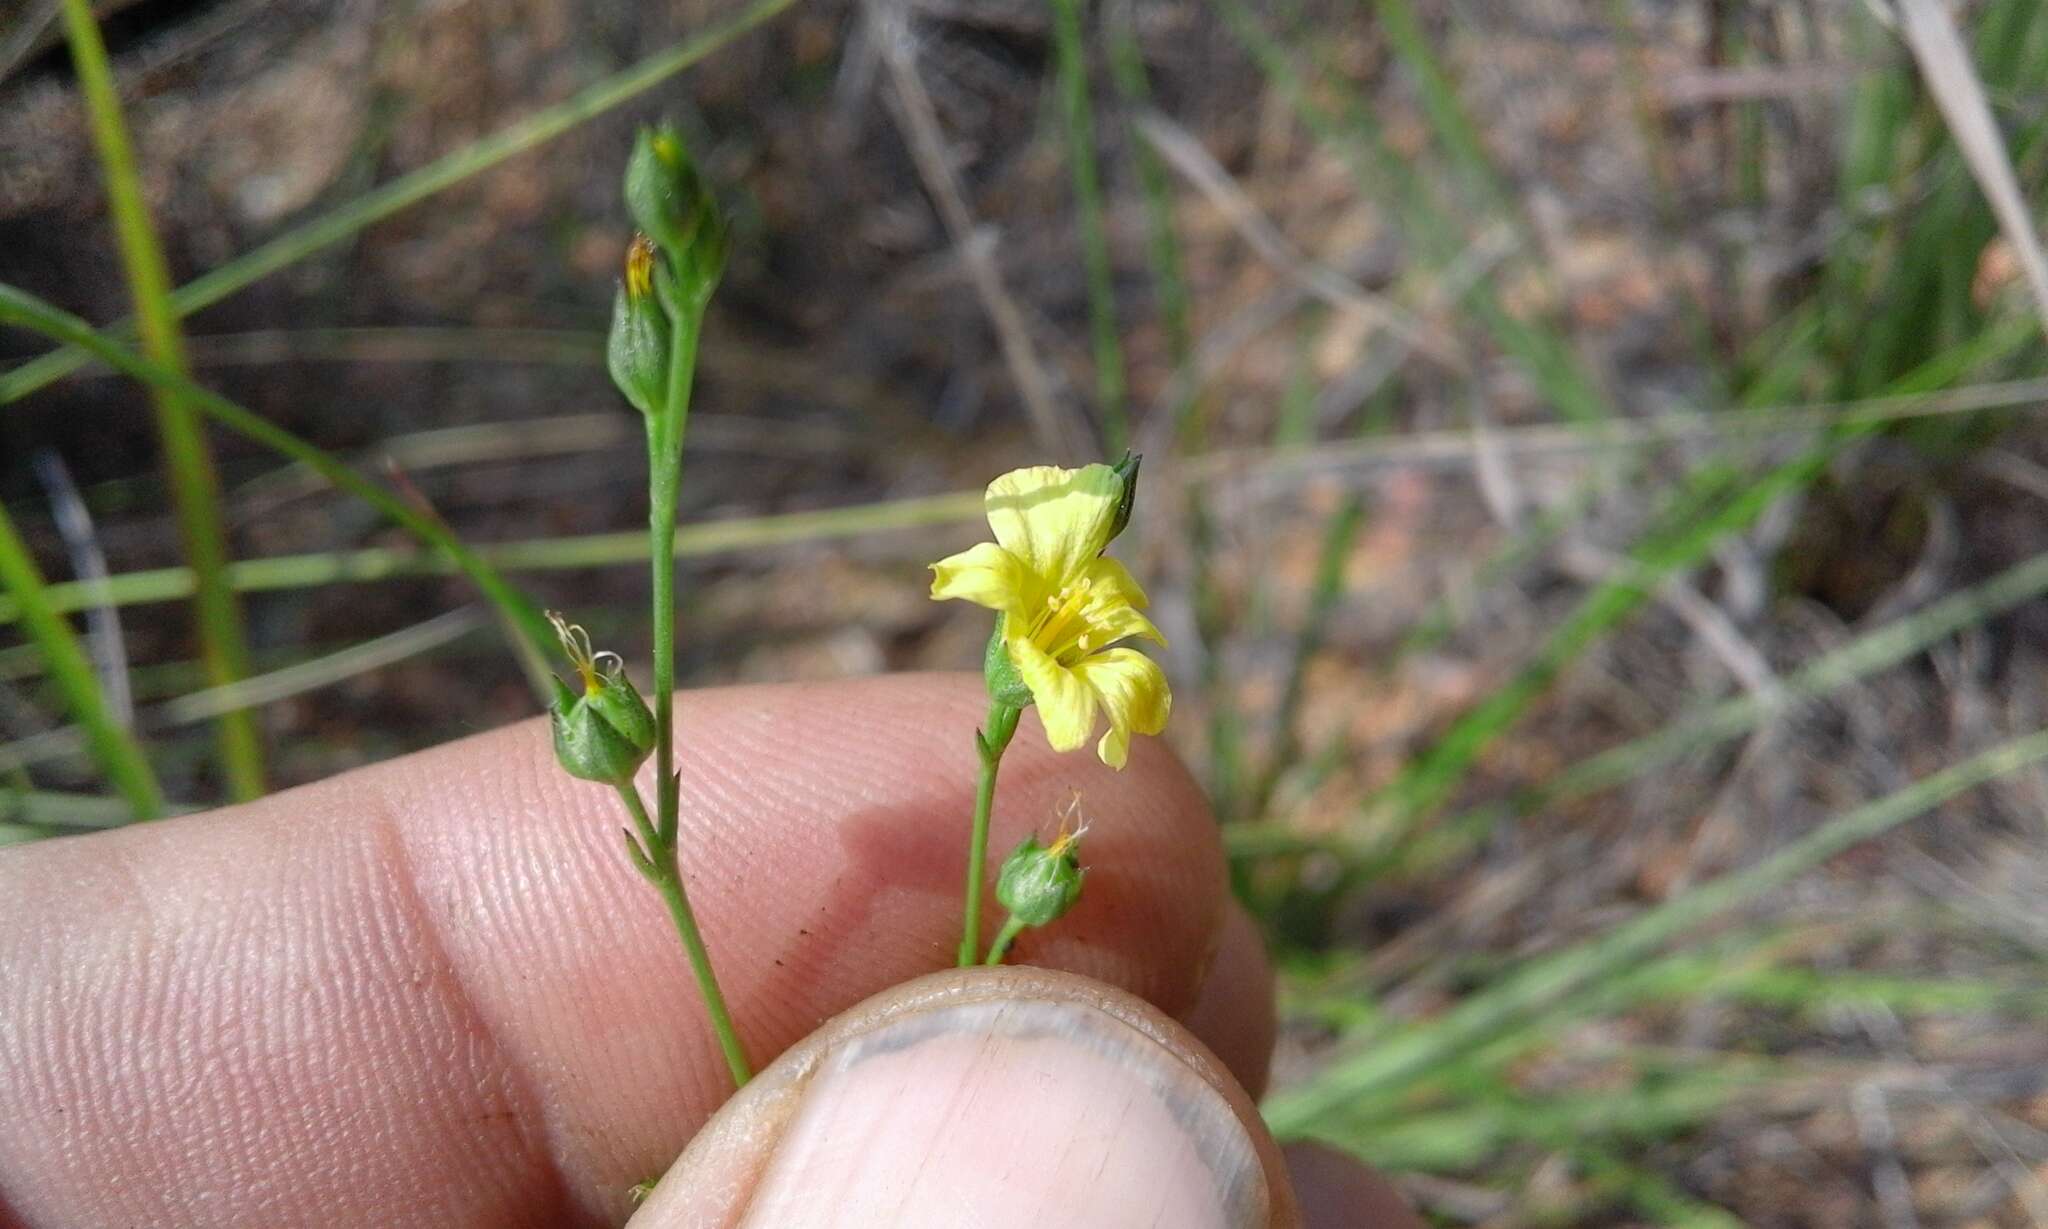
[0,673,1233,1228]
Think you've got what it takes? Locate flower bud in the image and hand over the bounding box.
[608,236,671,415]
[1106,450,1141,545]
[546,613,657,783]
[996,827,1086,929]
[623,125,728,309]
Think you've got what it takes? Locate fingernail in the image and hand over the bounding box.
[737,997,1266,1228]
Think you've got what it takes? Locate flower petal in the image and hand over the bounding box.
[1006,633,1097,754]
[1077,557,1166,649]
[1081,555,1149,608]
[985,464,1122,588]
[1073,648,1171,769]
[930,542,1029,616]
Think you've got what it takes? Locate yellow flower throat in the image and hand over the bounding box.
[1024,577,1098,664]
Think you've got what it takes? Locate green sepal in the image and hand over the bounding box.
[653,219,728,322]
[1106,450,1141,545]
[587,670,657,756]
[982,619,1034,709]
[607,280,671,415]
[624,126,704,262]
[996,834,1085,928]
[550,671,657,783]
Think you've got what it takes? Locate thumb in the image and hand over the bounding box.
[626,966,1303,1228]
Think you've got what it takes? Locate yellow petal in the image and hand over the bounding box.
[930,542,1028,616]
[1006,633,1097,754]
[1073,648,1171,769]
[1077,557,1165,649]
[1081,555,1151,611]
[985,464,1122,588]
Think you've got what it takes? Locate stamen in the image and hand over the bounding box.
[1047,790,1090,858]
[1029,577,1097,660]
[546,610,606,694]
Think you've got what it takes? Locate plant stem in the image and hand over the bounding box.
[650,306,701,839]
[614,780,661,859]
[653,854,749,1085]
[0,502,163,819]
[983,915,1027,966]
[616,781,749,1086]
[639,296,750,1083]
[959,701,1021,966]
[61,0,264,800]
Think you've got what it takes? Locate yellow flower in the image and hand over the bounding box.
[930,463,1171,768]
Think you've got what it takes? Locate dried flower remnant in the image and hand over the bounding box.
[607,236,670,416]
[546,612,656,785]
[986,798,1091,965]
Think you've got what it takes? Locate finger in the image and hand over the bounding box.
[0,674,1236,1229]
[1182,899,1278,1098]
[1282,1143,1427,1229]
[625,967,1302,1229]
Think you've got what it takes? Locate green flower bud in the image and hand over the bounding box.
[623,125,728,311]
[996,827,1086,929]
[546,613,657,783]
[607,236,671,415]
[1106,450,1141,545]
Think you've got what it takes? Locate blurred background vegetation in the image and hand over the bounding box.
[6,0,2048,1222]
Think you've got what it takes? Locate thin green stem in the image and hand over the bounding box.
[636,274,749,1083]
[984,915,1028,966]
[652,845,749,1085]
[61,0,263,799]
[1,0,797,405]
[650,310,701,842]
[0,502,163,819]
[960,702,1022,966]
[616,781,749,1086]
[614,780,661,864]
[0,282,556,688]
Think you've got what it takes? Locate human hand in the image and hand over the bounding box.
[0,674,1419,1227]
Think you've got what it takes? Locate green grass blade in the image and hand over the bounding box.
[2,609,487,782]
[0,0,797,405]
[1245,492,1365,818]
[0,788,151,828]
[0,488,985,625]
[1262,721,2048,1135]
[1369,0,1506,214]
[1309,533,2048,871]
[1105,3,1194,437]
[0,282,555,689]
[1521,540,2048,823]
[1210,0,1614,423]
[1048,0,1127,451]
[1364,314,2038,835]
[0,501,163,818]
[60,0,264,799]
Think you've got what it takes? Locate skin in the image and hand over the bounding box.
[0,674,1417,1228]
